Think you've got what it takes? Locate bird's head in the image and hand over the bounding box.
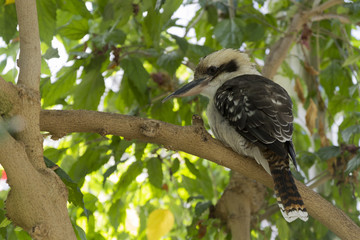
[162,49,260,102]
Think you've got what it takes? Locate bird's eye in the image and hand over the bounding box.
[207,66,218,76]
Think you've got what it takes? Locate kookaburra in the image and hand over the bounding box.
[163,49,308,222]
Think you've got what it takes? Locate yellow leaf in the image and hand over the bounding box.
[5,0,15,5]
[146,209,174,240]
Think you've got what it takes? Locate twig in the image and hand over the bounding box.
[311,14,350,24]
[228,0,235,19]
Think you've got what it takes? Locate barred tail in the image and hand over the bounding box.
[269,158,308,222]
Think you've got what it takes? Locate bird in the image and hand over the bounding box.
[162,49,308,222]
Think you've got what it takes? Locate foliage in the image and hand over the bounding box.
[0,0,360,239]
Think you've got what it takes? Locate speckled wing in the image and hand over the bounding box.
[214,74,296,164]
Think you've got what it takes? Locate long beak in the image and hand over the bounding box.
[162,78,208,103]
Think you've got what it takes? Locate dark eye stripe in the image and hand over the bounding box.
[223,60,238,72]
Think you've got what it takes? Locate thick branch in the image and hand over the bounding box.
[262,0,344,78]
[15,0,44,169]
[0,119,75,240]
[15,0,41,89]
[40,109,360,240]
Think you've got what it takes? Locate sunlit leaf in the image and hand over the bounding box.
[4,0,14,5]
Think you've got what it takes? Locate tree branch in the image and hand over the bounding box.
[262,0,344,79]
[15,0,41,89]
[40,109,360,240]
[14,0,44,169]
[311,14,350,24]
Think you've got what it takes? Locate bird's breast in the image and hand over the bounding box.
[206,100,271,174]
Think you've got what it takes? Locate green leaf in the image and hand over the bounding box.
[73,223,87,240]
[0,218,11,228]
[170,158,180,174]
[83,193,98,213]
[103,1,132,26]
[244,22,265,42]
[171,34,188,54]
[206,5,218,26]
[342,54,360,67]
[187,44,214,64]
[184,158,201,178]
[0,4,17,43]
[195,201,212,216]
[147,158,163,188]
[135,142,148,161]
[69,148,104,181]
[181,175,199,195]
[277,217,290,240]
[37,0,56,45]
[342,125,360,143]
[44,157,87,215]
[142,8,162,47]
[43,47,59,60]
[105,29,126,46]
[58,18,89,40]
[43,147,67,163]
[160,0,182,24]
[41,60,51,76]
[110,137,133,161]
[316,146,341,161]
[121,57,149,105]
[41,64,77,108]
[109,199,126,230]
[156,51,183,75]
[73,58,105,110]
[214,18,244,48]
[114,161,144,199]
[346,152,360,172]
[320,61,351,98]
[58,0,92,19]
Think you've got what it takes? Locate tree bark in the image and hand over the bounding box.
[215,173,266,240]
